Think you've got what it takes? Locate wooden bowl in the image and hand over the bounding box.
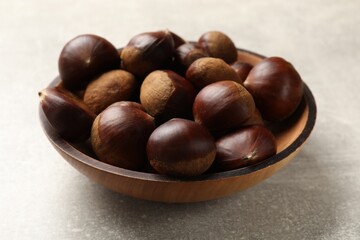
[39,49,317,203]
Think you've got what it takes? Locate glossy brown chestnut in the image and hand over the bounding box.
[83,70,138,114]
[140,70,196,123]
[230,61,253,82]
[214,125,277,171]
[186,57,242,90]
[147,118,216,177]
[91,103,155,170]
[39,87,96,141]
[59,34,120,90]
[120,30,175,77]
[175,42,209,68]
[244,57,304,122]
[198,31,237,64]
[193,80,255,132]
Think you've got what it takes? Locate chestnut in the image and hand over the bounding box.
[175,42,209,68]
[120,30,174,77]
[83,70,138,114]
[59,34,120,90]
[214,125,277,171]
[91,102,155,170]
[230,61,253,82]
[147,118,216,177]
[39,87,96,141]
[244,57,304,121]
[198,31,237,63]
[193,80,255,132]
[140,70,196,123]
[186,57,242,90]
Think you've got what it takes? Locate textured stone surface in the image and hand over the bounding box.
[1,0,359,239]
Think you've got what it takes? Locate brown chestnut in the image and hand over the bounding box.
[244,57,304,121]
[230,61,253,82]
[193,80,255,132]
[39,87,96,141]
[198,31,237,63]
[59,34,120,90]
[147,118,216,177]
[91,103,155,170]
[120,30,174,77]
[83,70,138,114]
[140,70,196,123]
[175,42,209,68]
[214,125,277,171]
[186,57,242,90]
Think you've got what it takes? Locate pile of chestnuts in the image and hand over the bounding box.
[39,30,304,177]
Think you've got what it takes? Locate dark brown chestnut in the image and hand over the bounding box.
[230,61,253,82]
[140,70,196,123]
[83,70,138,114]
[198,31,237,63]
[59,34,120,90]
[91,103,155,170]
[244,57,304,121]
[175,42,209,68]
[193,80,255,132]
[214,125,277,171]
[120,30,175,77]
[39,87,96,141]
[147,118,216,177]
[186,57,242,90]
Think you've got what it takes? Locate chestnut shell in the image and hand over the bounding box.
[120,30,175,77]
[59,34,120,90]
[147,118,216,177]
[214,125,277,171]
[193,80,256,133]
[140,70,196,124]
[244,57,304,121]
[39,87,96,141]
[91,103,155,170]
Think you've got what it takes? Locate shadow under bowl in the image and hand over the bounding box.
[39,49,317,203]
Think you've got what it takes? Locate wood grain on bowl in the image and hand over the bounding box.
[39,49,317,203]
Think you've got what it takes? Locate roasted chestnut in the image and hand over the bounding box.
[214,125,277,171]
[198,31,237,63]
[140,70,196,123]
[193,80,255,133]
[39,87,96,141]
[91,102,155,170]
[147,118,216,177]
[59,34,120,90]
[83,70,138,114]
[120,30,175,77]
[186,57,241,90]
[244,57,304,121]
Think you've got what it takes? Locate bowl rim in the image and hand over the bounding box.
[39,48,317,183]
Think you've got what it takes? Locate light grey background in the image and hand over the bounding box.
[1,0,359,239]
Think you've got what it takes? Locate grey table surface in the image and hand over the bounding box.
[1,0,359,239]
